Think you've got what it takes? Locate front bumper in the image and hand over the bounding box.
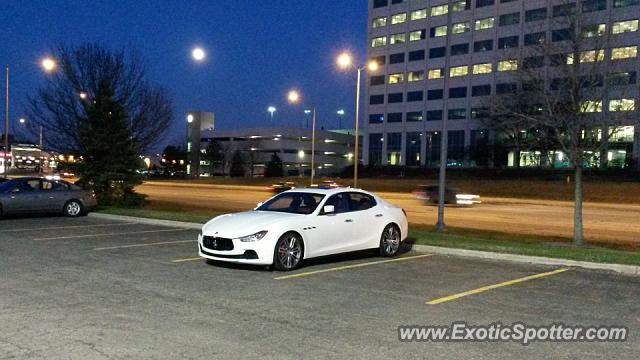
[197,233,274,265]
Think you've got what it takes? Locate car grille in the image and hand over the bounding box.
[202,236,234,251]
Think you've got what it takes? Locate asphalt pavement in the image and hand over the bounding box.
[1,215,638,359]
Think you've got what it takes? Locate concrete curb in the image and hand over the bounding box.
[90,212,638,276]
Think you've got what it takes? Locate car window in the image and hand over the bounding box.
[324,193,351,214]
[257,192,324,215]
[11,179,40,193]
[348,193,376,211]
[42,180,70,191]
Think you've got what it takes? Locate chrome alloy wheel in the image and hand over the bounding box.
[381,225,400,256]
[277,235,302,270]
[66,201,82,217]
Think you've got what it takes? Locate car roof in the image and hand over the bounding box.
[282,187,374,197]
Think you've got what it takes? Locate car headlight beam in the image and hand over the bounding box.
[238,230,268,242]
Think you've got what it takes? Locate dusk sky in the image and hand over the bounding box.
[1,0,367,147]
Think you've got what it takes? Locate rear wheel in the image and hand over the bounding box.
[63,200,83,217]
[379,224,401,257]
[273,233,304,271]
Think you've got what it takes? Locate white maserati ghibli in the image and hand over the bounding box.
[198,188,408,271]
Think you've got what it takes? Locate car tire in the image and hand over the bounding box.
[63,200,83,217]
[273,232,304,271]
[379,224,401,257]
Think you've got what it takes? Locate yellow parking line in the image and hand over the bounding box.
[93,240,196,251]
[426,268,570,305]
[274,254,434,280]
[172,257,203,263]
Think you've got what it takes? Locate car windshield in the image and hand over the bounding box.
[257,192,324,215]
[0,180,18,193]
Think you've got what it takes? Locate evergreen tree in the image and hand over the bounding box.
[229,150,246,177]
[264,152,283,177]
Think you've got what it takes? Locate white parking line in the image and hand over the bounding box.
[0,222,139,233]
[33,228,191,241]
[93,240,196,251]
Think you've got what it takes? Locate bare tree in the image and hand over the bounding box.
[27,43,173,153]
[485,10,638,245]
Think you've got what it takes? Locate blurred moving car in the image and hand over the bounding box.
[269,181,298,194]
[412,185,481,206]
[309,180,340,189]
[0,177,97,217]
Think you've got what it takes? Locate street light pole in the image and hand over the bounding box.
[353,66,361,188]
[311,107,316,186]
[3,65,8,179]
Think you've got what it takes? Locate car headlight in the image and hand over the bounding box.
[238,230,268,242]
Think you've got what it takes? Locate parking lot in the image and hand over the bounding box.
[1,216,638,359]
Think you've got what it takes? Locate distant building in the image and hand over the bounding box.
[193,127,356,177]
[186,111,215,177]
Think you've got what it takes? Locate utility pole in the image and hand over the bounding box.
[3,65,8,179]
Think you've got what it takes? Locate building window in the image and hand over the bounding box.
[523,56,545,69]
[387,113,403,123]
[408,50,425,61]
[407,112,423,122]
[428,68,444,79]
[613,0,640,7]
[474,39,493,52]
[452,0,470,11]
[411,9,428,20]
[410,29,427,41]
[408,71,425,82]
[449,87,468,98]
[498,36,519,49]
[611,46,638,60]
[390,33,406,45]
[370,95,384,105]
[475,17,495,30]
[430,4,448,16]
[553,3,576,17]
[406,132,422,166]
[369,134,383,166]
[372,16,387,28]
[476,0,495,8]
[550,53,567,66]
[473,63,492,74]
[429,47,446,58]
[582,24,606,38]
[612,20,639,34]
[407,91,424,102]
[525,8,547,22]
[578,49,605,63]
[451,43,469,55]
[425,131,441,167]
[428,89,444,100]
[391,0,404,4]
[369,114,384,124]
[448,108,467,120]
[497,59,518,71]
[389,53,405,63]
[608,71,637,86]
[499,12,520,26]
[387,133,402,165]
[582,0,607,12]
[609,99,636,111]
[450,65,469,77]
[373,0,388,9]
[371,36,387,48]
[452,21,471,34]
[472,84,492,96]
[370,55,386,66]
[471,107,490,119]
[431,25,448,37]
[388,73,405,84]
[448,130,465,165]
[580,100,603,113]
[552,28,573,42]
[524,32,545,46]
[370,75,385,86]
[426,110,443,121]
[391,13,407,25]
[388,93,403,103]
[496,83,517,94]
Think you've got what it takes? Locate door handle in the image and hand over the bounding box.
[375,214,383,217]
[345,219,354,223]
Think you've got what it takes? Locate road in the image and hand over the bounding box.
[137,181,640,244]
[1,215,638,359]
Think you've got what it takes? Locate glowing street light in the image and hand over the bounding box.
[192,47,206,61]
[19,118,25,124]
[287,90,300,104]
[187,114,194,123]
[337,52,352,68]
[79,92,87,100]
[41,57,56,72]
[267,106,276,121]
[287,89,316,186]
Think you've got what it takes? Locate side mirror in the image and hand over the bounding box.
[323,205,335,215]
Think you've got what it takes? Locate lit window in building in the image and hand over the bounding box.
[388,73,405,84]
[428,68,444,79]
[411,8,427,20]
[371,36,387,48]
[582,23,606,37]
[372,16,387,28]
[409,29,426,41]
[609,99,636,111]
[579,50,605,63]
[387,133,402,166]
[408,71,425,82]
[430,4,448,17]
[611,46,638,60]
[612,19,639,34]
[497,59,518,71]
[580,100,603,113]
[391,13,407,25]
[614,0,640,8]
[450,66,469,77]
[475,17,494,30]
[473,63,492,74]
[389,33,406,45]
[452,21,470,34]
[431,25,447,37]
[452,1,469,12]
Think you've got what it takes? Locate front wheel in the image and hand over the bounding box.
[273,233,304,271]
[63,200,83,217]
[379,224,401,257]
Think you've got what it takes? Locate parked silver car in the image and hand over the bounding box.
[0,177,97,217]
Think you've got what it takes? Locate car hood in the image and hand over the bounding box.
[202,210,301,238]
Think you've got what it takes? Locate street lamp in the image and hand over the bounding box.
[16,117,44,174]
[336,109,345,129]
[192,47,206,62]
[267,106,276,122]
[336,51,379,188]
[41,57,57,73]
[288,89,316,186]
